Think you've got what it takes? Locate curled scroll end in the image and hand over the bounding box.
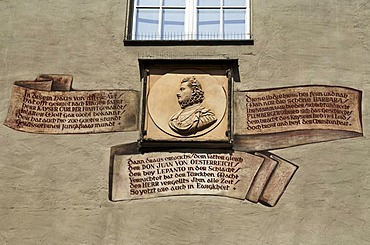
[258,154,298,207]
[36,74,73,91]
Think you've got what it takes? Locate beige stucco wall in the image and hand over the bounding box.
[1,0,369,244]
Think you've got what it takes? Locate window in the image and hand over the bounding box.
[128,0,250,41]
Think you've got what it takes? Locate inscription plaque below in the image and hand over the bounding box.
[112,151,264,201]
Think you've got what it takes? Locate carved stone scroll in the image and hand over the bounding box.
[4,75,140,134]
[259,154,298,207]
[246,152,278,203]
[112,151,264,201]
[234,86,363,151]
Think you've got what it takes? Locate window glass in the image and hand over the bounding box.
[197,9,220,39]
[163,0,185,6]
[223,0,245,6]
[223,9,246,39]
[137,0,160,6]
[198,0,220,7]
[136,9,159,40]
[162,9,185,40]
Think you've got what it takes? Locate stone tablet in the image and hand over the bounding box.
[234,85,363,151]
[111,151,264,201]
[142,68,231,147]
[4,75,140,133]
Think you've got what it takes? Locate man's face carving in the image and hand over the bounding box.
[177,82,192,105]
[169,77,217,135]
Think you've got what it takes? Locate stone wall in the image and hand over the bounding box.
[0,0,369,244]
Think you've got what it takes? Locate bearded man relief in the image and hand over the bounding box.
[168,76,217,135]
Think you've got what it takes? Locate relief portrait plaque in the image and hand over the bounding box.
[168,76,217,136]
[142,68,231,148]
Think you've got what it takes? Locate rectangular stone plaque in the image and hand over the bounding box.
[140,66,232,148]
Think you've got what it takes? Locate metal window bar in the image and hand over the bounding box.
[130,32,248,40]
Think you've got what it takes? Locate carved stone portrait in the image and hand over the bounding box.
[144,68,230,144]
[168,76,217,135]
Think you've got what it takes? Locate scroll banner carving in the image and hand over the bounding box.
[111,147,298,206]
[4,75,139,133]
[4,76,363,206]
[234,86,363,151]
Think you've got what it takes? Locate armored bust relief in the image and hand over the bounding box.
[169,76,217,135]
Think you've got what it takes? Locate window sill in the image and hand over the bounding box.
[123,39,254,46]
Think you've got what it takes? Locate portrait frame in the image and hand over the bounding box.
[138,59,237,149]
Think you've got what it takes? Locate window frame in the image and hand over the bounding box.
[124,0,253,45]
